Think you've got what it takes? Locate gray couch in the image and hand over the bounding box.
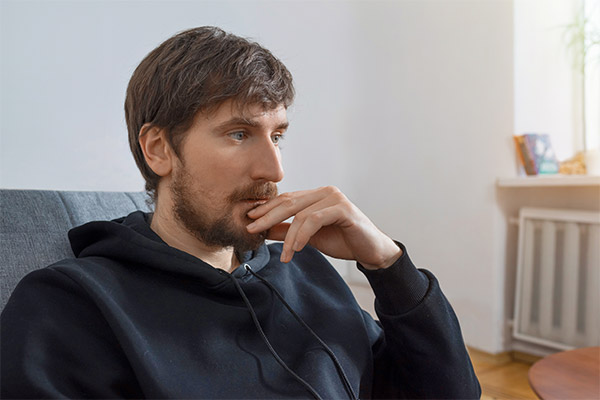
[0,190,150,311]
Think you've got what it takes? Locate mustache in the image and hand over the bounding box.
[228,182,278,202]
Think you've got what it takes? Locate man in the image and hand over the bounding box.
[1,27,480,398]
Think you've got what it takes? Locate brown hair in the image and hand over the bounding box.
[125,26,295,202]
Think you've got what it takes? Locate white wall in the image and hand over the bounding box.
[342,0,514,353]
[0,0,358,193]
[1,0,515,354]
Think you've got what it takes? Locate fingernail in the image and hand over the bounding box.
[247,222,257,230]
[280,249,287,263]
[293,241,300,251]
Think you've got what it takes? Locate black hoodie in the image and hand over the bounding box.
[1,211,480,398]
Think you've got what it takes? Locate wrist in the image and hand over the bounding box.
[360,241,403,270]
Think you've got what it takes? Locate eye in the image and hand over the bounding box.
[271,134,285,145]
[228,131,245,141]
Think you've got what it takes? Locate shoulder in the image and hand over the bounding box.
[1,261,140,398]
[3,260,95,318]
[2,253,128,325]
[1,259,119,354]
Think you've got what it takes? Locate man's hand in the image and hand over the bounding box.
[246,186,402,270]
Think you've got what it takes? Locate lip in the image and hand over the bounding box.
[240,198,269,206]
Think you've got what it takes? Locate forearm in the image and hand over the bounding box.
[359,243,481,399]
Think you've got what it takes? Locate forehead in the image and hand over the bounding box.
[198,99,288,127]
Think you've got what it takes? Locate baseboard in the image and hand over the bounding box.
[467,346,542,365]
[467,347,513,365]
[510,339,560,358]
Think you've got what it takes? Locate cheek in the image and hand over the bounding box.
[205,160,247,188]
[181,146,248,198]
[189,170,241,206]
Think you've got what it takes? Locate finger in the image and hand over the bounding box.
[290,205,344,253]
[246,193,312,234]
[279,216,303,263]
[280,201,346,263]
[265,222,290,241]
[268,197,332,263]
[247,187,342,234]
[246,189,314,219]
[247,186,342,221]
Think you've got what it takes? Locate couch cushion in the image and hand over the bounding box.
[0,190,150,311]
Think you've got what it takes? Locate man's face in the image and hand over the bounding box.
[169,100,287,253]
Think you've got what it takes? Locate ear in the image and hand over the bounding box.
[138,123,175,177]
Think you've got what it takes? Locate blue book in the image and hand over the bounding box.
[522,134,559,174]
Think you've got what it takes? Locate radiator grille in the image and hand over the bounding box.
[513,208,600,350]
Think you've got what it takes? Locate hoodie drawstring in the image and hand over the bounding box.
[228,265,358,400]
[227,273,323,400]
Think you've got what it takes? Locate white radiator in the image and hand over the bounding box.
[513,207,600,350]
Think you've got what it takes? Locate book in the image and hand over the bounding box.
[514,135,537,175]
[513,134,559,175]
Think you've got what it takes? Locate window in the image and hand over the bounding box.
[514,0,600,161]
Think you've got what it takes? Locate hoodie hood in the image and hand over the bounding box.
[68,211,271,287]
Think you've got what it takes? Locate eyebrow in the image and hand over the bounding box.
[214,117,289,131]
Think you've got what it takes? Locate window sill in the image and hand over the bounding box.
[496,175,600,187]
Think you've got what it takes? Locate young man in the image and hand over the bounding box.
[1,27,480,398]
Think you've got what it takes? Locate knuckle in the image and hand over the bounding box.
[322,185,340,195]
[306,211,323,224]
[283,199,296,208]
[341,200,354,212]
[281,197,296,209]
[281,199,296,209]
[309,212,323,223]
[322,185,345,201]
[335,192,348,203]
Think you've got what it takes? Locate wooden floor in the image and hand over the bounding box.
[470,348,539,400]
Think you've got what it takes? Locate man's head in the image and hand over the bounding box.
[125,26,295,202]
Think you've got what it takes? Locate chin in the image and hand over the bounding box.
[235,239,265,253]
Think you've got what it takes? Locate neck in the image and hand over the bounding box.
[150,200,240,273]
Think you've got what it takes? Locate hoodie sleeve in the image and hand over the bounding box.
[358,242,481,399]
[0,267,143,398]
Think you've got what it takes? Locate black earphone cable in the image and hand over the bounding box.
[244,265,359,400]
[227,273,324,400]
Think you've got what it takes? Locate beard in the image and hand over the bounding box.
[170,167,278,253]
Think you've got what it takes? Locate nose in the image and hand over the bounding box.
[249,137,285,183]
